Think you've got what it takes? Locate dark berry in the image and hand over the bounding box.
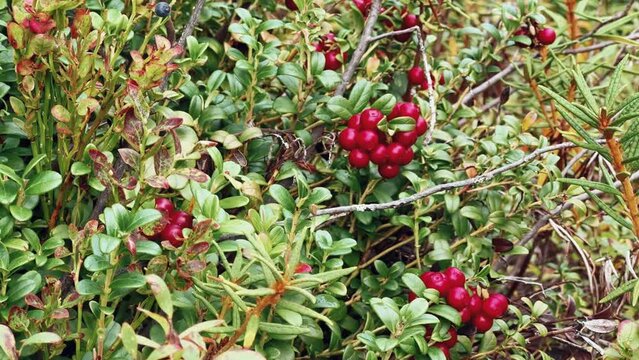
[393,130,418,147]
[285,0,298,10]
[482,293,509,318]
[378,164,400,179]
[536,28,556,45]
[369,144,388,165]
[154,2,171,18]
[407,66,426,85]
[408,291,417,302]
[473,313,494,333]
[160,224,184,247]
[338,128,359,150]
[348,149,369,168]
[155,198,174,214]
[443,267,466,288]
[170,210,193,229]
[360,108,384,130]
[447,287,470,310]
[395,13,420,42]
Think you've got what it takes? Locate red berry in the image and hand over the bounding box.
[423,272,450,296]
[514,26,532,47]
[398,147,413,166]
[353,0,371,15]
[415,116,427,136]
[469,294,482,315]
[387,143,407,165]
[338,128,358,150]
[460,307,472,323]
[401,103,421,120]
[155,198,174,213]
[419,271,435,284]
[369,144,388,165]
[434,344,450,359]
[447,287,470,311]
[378,164,400,179]
[407,66,425,85]
[360,108,384,130]
[393,130,418,147]
[396,14,420,42]
[347,114,361,129]
[439,73,446,85]
[441,328,458,348]
[536,28,556,45]
[473,313,494,332]
[160,224,184,247]
[324,50,343,71]
[356,130,380,151]
[408,292,417,302]
[285,0,298,10]
[295,263,312,273]
[170,210,193,229]
[482,293,509,318]
[443,267,466,288]
[348,149,369,168]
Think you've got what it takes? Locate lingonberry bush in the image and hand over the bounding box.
[0,0,638,359]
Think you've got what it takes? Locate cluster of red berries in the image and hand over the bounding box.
[351,0,420,42]
[407,66,445,90]
[337,102,427,179]
[514,25,556,47]
[150,198,194,247]
[314,33,348,71]
[409,267,509,357]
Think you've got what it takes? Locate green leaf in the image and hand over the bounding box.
[555,107,604,151]
[219,196,250,209]
[111,272,147,291]
[77,279,102,296]
[479,331,497,352]
[258,322,309,335]
[370,298,400,333]
[348,80,374,113]
[600,279,639,303]
[557,178,622,196]
[593,34,639,47]
[268,184,296,212]
[371,94,396,114]
[7,271,41,304]
[428,305,461,326]
[606,55,630,110]
[126,209,162,232]
[91,234,121,255]
[583,188,633,230]
[539,85,599,128]
[401,273,426,296]
[278,299,334,325]
[327,96,353,120]
[146,275,173,317]
[9,206,32,222]
[120,323,138,360]
[0,165,22,185]
[24,171,62,195]
[21,332,61,347]
[572,67,598,112]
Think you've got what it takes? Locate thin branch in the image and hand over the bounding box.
[313,141,601,216]
[564,32,639,54]
[335,0,382,97]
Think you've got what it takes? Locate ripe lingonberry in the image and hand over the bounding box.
[468,294,482,315]
[360,108,384,130]
[285,0,298,10]
[356,130,380,151]
[393,130,418,147]
[154,2,171,17]
[441,328,458,348]
[482,293,509,318]
[447,287,471,310]
[347,114,361,129]
[536,28,556,45]
[396,13,420,42]
[415,116,427,136]
[387,143,407,165]
[378,164,400,179]
[443,267,466,288]
[160,224,184,247]
[434,344,451,360]
[349,149,369,168]
[324,50,344,71]
[338,128,358,150]
[369,144,388,165]
[407,66,426,85]
[407,291,417,302]
[295,263,312,273]
[473,313,494,333]
[170,210,193,229]
[155,198,174,214]
[460,307,472,323]
[422,272,450,296]
[398,147,413,166]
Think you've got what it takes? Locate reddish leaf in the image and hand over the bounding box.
[175,168,210,183]
[295,263,313,274]
[7,307,28,332]
[122,109,143,150]
[170,129,182,154]
[125,234,137,257]
[186,242,210,256]
[119,176,138,190]
[51,308,69,320]
[7,22,25,49]
[155,118,183,133]
[154,147,173,175]
[0,325,18,360]
[186,260,206,273]
[492,238,514,253]
[118,148,140,168]
[191,219,212,239]
[51,104,71,122]
[146,175,170,189]
[24,294,44,309]
[16,59,43,76]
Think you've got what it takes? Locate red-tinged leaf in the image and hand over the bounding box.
[56,123,73,136]
[24,13,56,34]
[170,129,182,154]
[7,307,28,332]
[186,260,206,273]
[118,148,140,168]
[175,168,209,183]
[186,242,210,256]
[70,8,91,39]
[0,325,18,360]
[54,246,70,258]
[295,263,313,274]
[154,147,173,175]
[155,117,183,133]
[7,22,25,49]
[16,59,43,76]
[119,176,138,190]
[126,79,139,95]
[51,308,69,320]
[155,35,171,50]
[51,105,71,123]
[231,149,247,167]
[77,97,99,116]
[24,293,44,309]
[88,149,108,165]
[191,219,212,239]
[63,292,80,307]
[122,110,144,150]
[146,175,170,189]
[125,234,137,257]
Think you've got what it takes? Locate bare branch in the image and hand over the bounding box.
[564,32,639,54]
[313,140,604,216]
